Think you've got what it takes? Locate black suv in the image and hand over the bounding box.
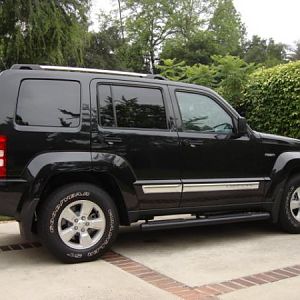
[1,64,300,263]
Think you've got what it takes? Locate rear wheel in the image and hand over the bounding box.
[279,175,300,233]
[38,183,119,263]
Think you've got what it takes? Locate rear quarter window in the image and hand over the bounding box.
[16,79,81,128]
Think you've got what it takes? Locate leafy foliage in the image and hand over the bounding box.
[242,61,300,138]
[290,41,300,61]
[161,31,220,65]
[243,35,287,67]
[0,0,90,69]
[212,55,255,106]
[208,0,246,56]
[124,0,179,72]
[158,56,255,107]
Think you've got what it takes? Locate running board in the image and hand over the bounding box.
[141,212,271,231]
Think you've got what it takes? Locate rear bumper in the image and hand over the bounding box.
[0,179,28,217]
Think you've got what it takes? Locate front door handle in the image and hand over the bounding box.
[182,139,204,147]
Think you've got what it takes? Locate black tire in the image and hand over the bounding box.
[37,183,119,263]
[279,175,300,234]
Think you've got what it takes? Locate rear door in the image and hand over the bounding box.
[90,79,181,210]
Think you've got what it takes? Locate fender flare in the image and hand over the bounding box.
[19,151,137,240]
[269,152,300,222]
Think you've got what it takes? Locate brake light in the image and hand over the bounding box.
[0,136,7,177]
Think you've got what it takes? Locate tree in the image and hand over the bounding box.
[161,30,220,65]
[290,41,300,61]
[209,0,245,56]
[0,0,90,69]
[243,35,287,67]
[84,12,125,70]
[124,0,178,73]
[212,55,255,107]
[172,0,216,41]
[84,10,146,72]
[158,56,256,107]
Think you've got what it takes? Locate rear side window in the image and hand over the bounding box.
[16,80,81,127]
[97,85,167,129]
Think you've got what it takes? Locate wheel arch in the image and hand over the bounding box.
[37,172,131,225]
[20,171,132,241]
[269,152,300,223]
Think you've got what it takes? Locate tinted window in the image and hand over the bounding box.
[176,92,233,134]
[98,85,167,129]
[98,85,115,127]
[16,80,80,127]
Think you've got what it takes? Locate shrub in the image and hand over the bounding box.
[158,56,255,108]
[242,61,300,138]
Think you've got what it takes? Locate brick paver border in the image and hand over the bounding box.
[0,242,41,252]
[194,265,300,297]
[1,242,300,299]
[102,251,213,300]
[103,250,300,299]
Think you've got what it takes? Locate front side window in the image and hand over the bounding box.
[16,80,80,127]
[98,85,167,129]
[176,91,233,134]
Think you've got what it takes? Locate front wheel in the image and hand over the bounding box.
[279,175,300,233]
[38,183,119,263]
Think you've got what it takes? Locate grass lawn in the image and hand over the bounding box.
[0,216,14,221]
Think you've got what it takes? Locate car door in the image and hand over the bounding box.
[169,86,267,208]
[90,79,181,210]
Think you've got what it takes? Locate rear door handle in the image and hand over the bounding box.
[103,136,123,145]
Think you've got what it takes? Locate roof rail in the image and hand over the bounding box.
[10,64,166,80]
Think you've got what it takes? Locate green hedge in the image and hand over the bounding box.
[242,61,300,138]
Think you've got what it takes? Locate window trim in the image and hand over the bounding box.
[96,82,170,132]
[14,78,82,133]
[174,89,235,135]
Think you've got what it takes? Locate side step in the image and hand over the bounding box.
[141,212,271,231]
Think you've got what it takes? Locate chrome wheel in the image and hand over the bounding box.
[58,200,106,250]
[290,187,300,222]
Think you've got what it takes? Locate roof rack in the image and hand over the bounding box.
[10,64,166,80]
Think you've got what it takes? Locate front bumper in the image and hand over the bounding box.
[0,179,28,217]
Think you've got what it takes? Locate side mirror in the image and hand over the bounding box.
[237,117,248,136]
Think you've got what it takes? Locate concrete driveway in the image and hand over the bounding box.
[1,220,300,299]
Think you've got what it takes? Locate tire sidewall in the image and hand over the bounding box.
[39,184,118,262]
[283,183,300,228]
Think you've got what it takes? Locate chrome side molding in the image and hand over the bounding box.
[142,182,260,194]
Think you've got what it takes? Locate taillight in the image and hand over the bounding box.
[0,136,7,177]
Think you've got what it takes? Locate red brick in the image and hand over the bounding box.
[232,278,255,287]
[209,283,234,293]
[264,271,287,280]
[243,276,265,285]
[222,281,244,290]
[129,270,154,276]
[139,273,164,280]
[254,273,278,283]
[174,290,201,298]
[114,261,137,267]
[104,257,128,263]
[273,269,296,278]
[195,286,221,295]
[283,267,300,275]
[285,267,300,275]
[151,278,175,287]
[184,294,207,300]
[164,286,189,293]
